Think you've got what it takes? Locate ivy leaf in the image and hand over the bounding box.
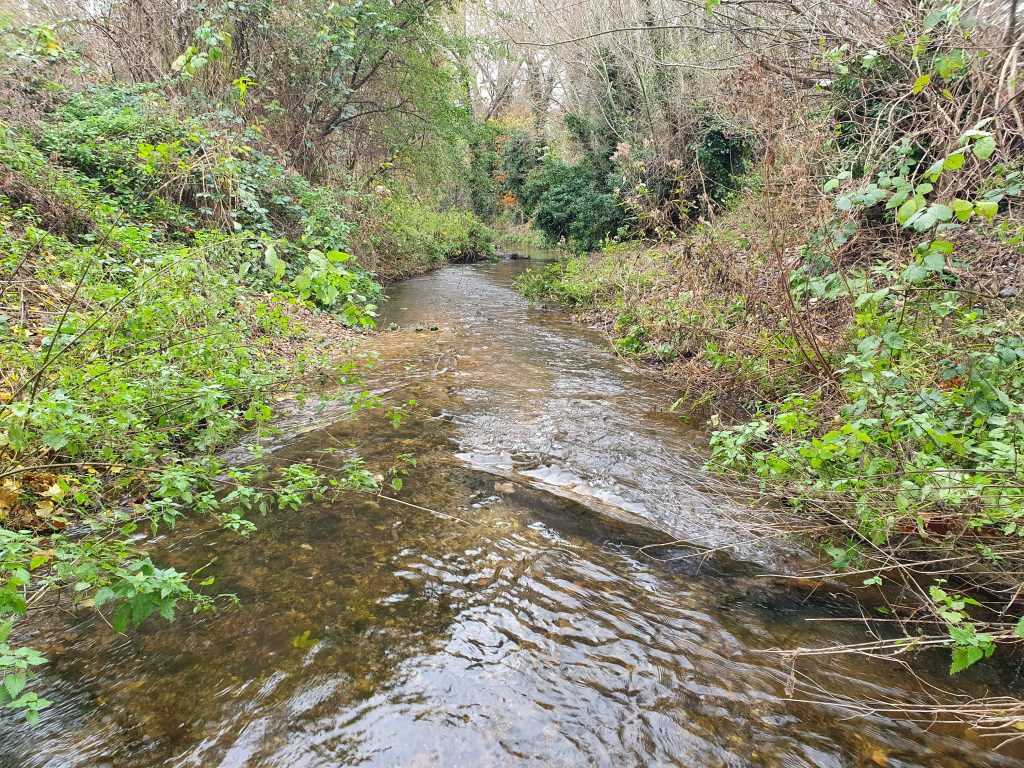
[825,546,852,569]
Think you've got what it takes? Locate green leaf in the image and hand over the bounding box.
[930,203,953,222]
[93,587,116,609]
[264,242,286,281]
[950,645,984,674]
[974,200,999,221]
[951,198,974,222]
[942,152,965,172]
[111,602,132,633]
[1014,617,1024,638]
[924,252,945,272]
[882,331,906,350]
[3,673,26,699]
[896,197,921,224]
[825,546,852,569]
[935,50,966,78]
[924,158,945,181]
[912,74,931,94]
[972,135,996,160]
[158,600,175,621]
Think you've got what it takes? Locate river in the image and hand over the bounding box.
[1,254,1020,767]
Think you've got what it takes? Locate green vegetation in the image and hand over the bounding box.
[511,0,1024,693]
[358,196,496,280]
[3,0,1024,746]
[0,0,494,723]
[0,108,366,723]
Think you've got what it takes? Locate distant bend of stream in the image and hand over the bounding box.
[3,251,1021,768]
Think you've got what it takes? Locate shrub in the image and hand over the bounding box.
[521,160,625,251]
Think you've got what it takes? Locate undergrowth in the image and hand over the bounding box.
[517,120,1024,679]
[0,84,429,723]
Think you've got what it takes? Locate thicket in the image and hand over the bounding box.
[466,110,748,251]
[511,0,1024,737]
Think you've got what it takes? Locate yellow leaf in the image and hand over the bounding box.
[108,465,125,474]
[42,482,65,501]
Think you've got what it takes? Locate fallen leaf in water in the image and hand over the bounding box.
[870,749,889,766]
[290,630,318,649]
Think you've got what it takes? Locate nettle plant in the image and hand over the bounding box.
[710,127,1024,673]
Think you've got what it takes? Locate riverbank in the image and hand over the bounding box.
[514,165,1024,711]
[0,83,492,722]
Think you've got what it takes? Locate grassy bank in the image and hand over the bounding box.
[505,2,1024,695]
[357,196,496,282]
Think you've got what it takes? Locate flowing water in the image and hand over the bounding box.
[3,253,1022,767]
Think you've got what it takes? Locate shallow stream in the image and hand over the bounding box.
[2,253,1021,767]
